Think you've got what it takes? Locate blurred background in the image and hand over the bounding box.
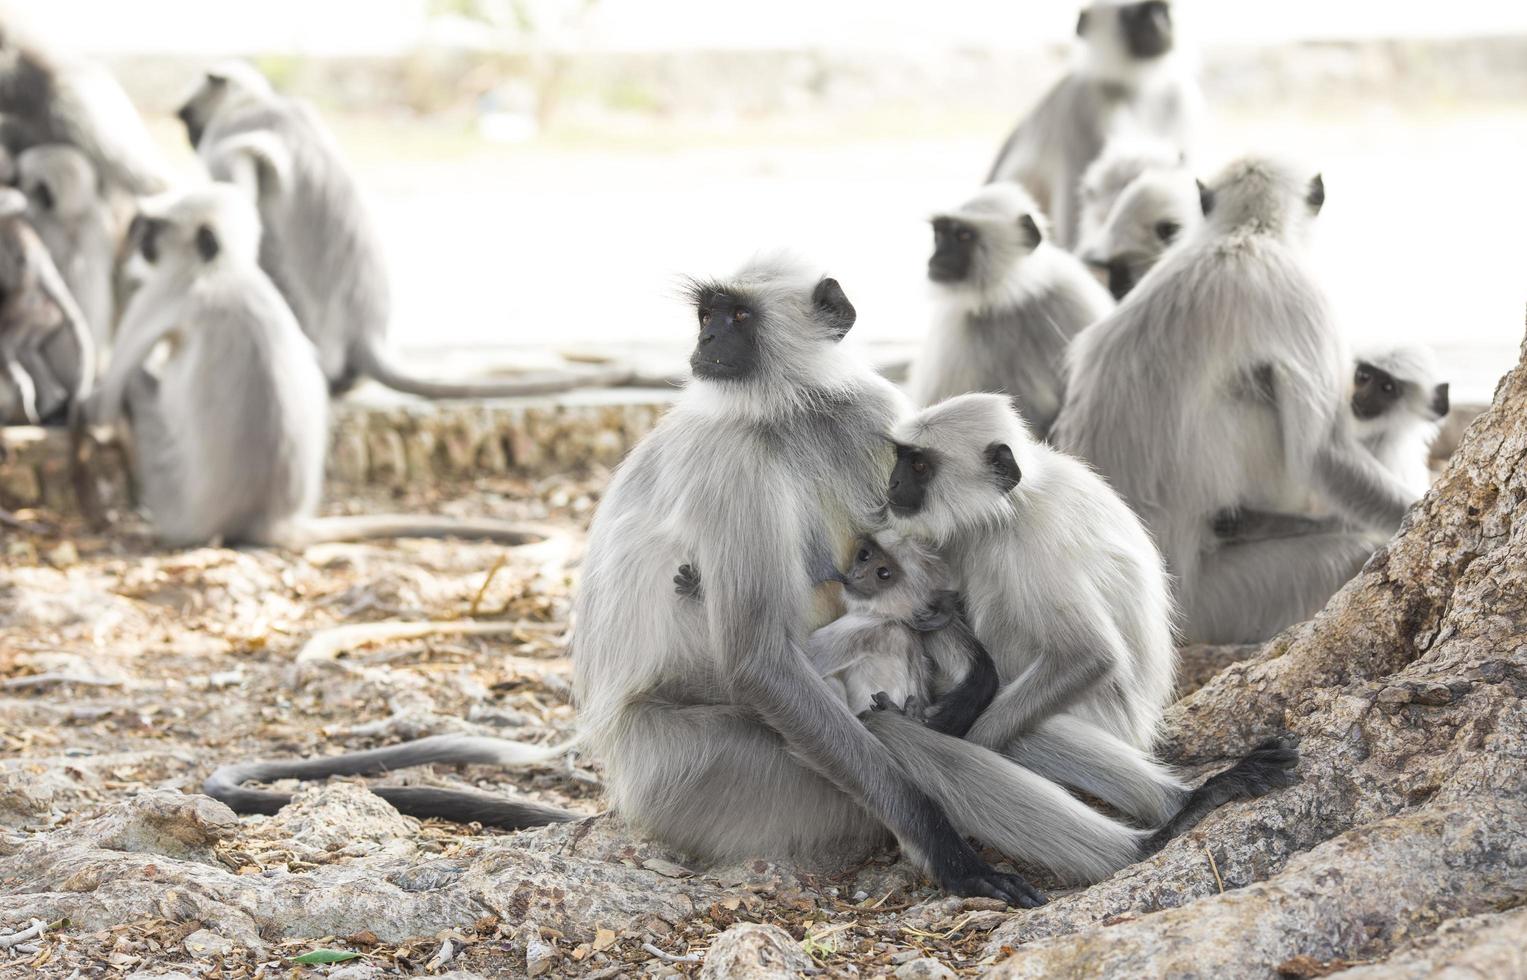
[18,0,1527,401]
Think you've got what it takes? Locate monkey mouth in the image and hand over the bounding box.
[689,355,745,381]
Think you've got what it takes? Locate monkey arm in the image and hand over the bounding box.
[1314,436,1417,534]
[32,236,96,405]
[702,498,1039,905]
[1212,508,1346,543]
[91,290,187,425]
[920,618,1000,739]
[963,621,1116,753]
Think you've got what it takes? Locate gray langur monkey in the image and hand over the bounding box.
[675,531,1000,737]
[1351,345,1450,497]
[1055,157,1419,644]
[986,1,1201,250]
[0,19,168,195]
[879,392,1298,853]
[16,144,115,348]
[85,184,559,550]
[910,183,1113,439]
[176,61,631,399]
[1075,135,1181,249]
[1078,155,1200,300]
[0,185,93,425]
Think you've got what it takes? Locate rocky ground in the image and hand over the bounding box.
[3,335,1526,978]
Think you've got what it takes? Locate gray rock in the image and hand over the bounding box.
[700,923,812,980]
[895,957,958,980]
[76,789,239,863]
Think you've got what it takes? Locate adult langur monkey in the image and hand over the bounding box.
[16,144,115,348]
[911,182,1112,438]
[986,1,1200,250]
[878,393,1298,853]
[1077,156,1200,300]
[84,184,559,549]
[1054,157,1418,644]
[1074,135,1181,249]
[176,61,632,399]
[0,19,169,196]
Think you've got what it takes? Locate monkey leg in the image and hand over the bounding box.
[1139,736,1300,856]
[4,357,40,423]
[603,698,886,866]
[1185,532,1375,644]
[1000,713,1189,826]
[16,338,69,422]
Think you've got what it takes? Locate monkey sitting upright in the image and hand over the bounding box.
[675,532,999,739]
[1351,345,1450,497]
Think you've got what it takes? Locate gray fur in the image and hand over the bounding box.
[986,2,1200,249]
[1077,155,1200,298]
[17,143,115,348]
[1076,135,1182,248]
[88,185,550,549]
[180,61,631,399]
[1352,344,1447,496]
[1055,156,1416,644]
[912,184,1114,439]
[0,186,93,425]
[886,393,1187,827]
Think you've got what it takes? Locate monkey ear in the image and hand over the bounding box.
[194,224,220,262]
[1018,213,1042,248]
[1196,179,1215,217]
[1075,9,1090,36]
[985,443,1022,494]
[1431,382,1450,419]
[33,180,54,212]
[1306,173,1325,215]
[812,277,856,341]
[206,70,228,87]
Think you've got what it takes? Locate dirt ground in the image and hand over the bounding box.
[0,474,1041,977]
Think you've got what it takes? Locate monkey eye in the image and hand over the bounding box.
[911,458,928,475]
[1354,369,1371,385]
[698,308,711,326]
[956,229,973,243]
[733,307,749,322]
[1154,220,1180,243]
[1381,381,1395,394]
[876,567,891,580]
[856,548,871,563]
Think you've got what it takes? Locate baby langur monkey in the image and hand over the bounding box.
[911,182,1113,440]
[0,186,93,425]
[675,533,1000,738]
[1351,345,1449,497]
[86,184,555,549]
[1075,136,1181,247]
[1078,152,1200,300]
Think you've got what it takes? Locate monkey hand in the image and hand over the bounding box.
[868,691,909,715]
[673,563,702,600]
[937,854,1047,908]
[1210,508,1244,539]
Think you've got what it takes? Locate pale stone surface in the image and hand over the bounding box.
[699,923,814,980]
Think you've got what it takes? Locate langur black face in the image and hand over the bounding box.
[1118,1,1173,59]
[1430,383,1450,420]
[690,287,760,381]
[844,537,903,599]
[929,217,977,283]
[888,445,936,515]
[1104,259,1135,301]
[1350,362,1401,421]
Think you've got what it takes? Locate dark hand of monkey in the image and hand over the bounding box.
[673,563,703,600]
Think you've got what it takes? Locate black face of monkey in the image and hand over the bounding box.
[844,537,902,599]
[1350,361,1401,421]
[888,446,936,515]
[1105,259,1135,300]
[1119,1,1173,59]
[928,217,977,284]
[690,289,760,381]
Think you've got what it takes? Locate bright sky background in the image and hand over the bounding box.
[15,0,1527,56]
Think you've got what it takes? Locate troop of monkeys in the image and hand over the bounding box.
[6,3,1455,907]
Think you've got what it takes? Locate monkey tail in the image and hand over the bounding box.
[350,337,644,400]
[282,516,561,548]
[203,733,582,829]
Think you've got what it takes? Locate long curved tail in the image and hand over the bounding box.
[283,516,560,547]
[865,711,1146,884]
[204,733,581,828]
[352,337,641,399]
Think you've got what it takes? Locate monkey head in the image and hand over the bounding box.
[841,532,952,621]
[885,394,1029,546]
[1195,156,1325,244]
[928,183,1045,292]
[177,61,272,148]
[130,184,262,273]
[684,254,856,395]
[1079,1,1175,65]
[16,144,97,218]
[1079,166,1200,300]
[1351,346,1450,428]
